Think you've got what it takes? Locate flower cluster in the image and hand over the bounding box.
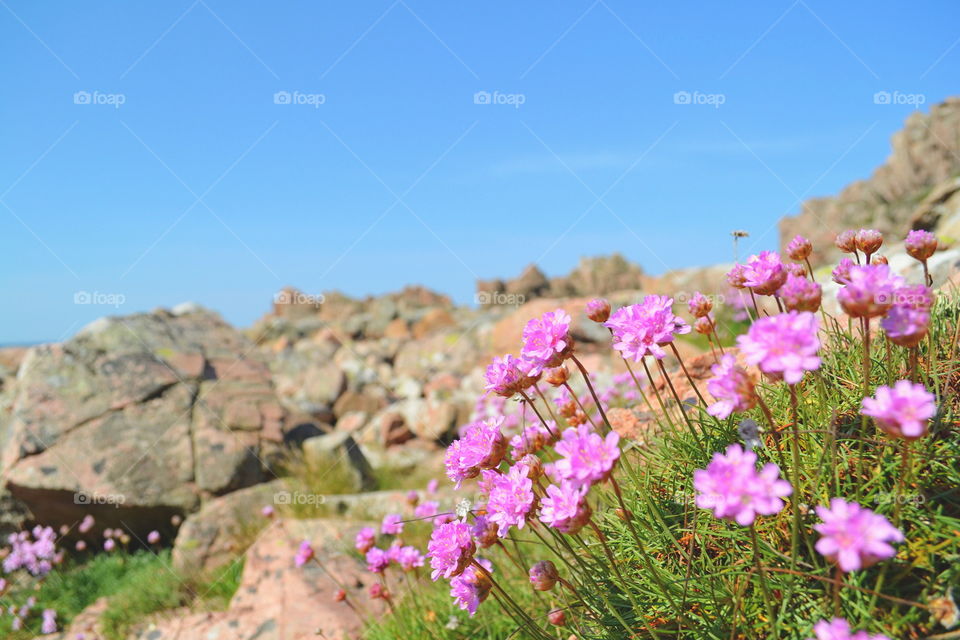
[605,295,690,361]
[3,526,58,577]
[861,380,936,440]
[694,444,791,526]
[814,499,903,572]
[737,310,821,384]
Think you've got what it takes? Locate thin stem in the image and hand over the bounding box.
[519,389,556,438]
[669,342,708,408]
[570,354,611,430]
[563,381,599,431]
[749,524,778,637]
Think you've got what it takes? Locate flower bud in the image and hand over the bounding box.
[586,298,611,323]
[333,588,347,602]
[855,229,883,256]
[520,454,543,481]
[784,262,806,277]
[872,255,888,265]
[726,264,747,289]
[368,583,390,600]
[406,490,419,507]
[905,229,938,262]
[786,235,812,261]
[528,560,559,591]
[547,609,566,626]
[834,230,857,253]
[694,316,713,335]
[687,292,712,318]
[544,366,569,387]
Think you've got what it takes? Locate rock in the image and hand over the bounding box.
[172,480,284,575]
[411,308,456,339]
[553,253,647,296]
[301,432,375,492]
[491,297,605,356]
[333,390,388,420]
[0,307,289,538]
[140,519,390,640]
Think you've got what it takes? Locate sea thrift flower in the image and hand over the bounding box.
[835,230,857,253]
[509,423,553,458]
[414,500,440,521]
[551,424,621,486]
[737,311,820,384]
[855,229,883,257]
[694,444,792,526]
[726,263,748,289]
[261,505,274,518]
[333,588,346,602]
[808,617,891,640]
[880,306,929,348]
[445,417,508,488]
[528,560,559,591]
[787,235,812,261]
[147,530,160,545]
[294,540,314,567]
[406,490,419,506]
[814,499,903,572]
[78,515,95,534]
[368,582,388,600]
[426,478,439,494]
[893,284,934,311]
[484,354,526,397]
[40,609,57,634]
[449,558,492,615]
[521,309,573,374]
[75,540,86,552]
[832,258,854,285]
[688,291,712,317]
[381,513,404,535]
[861,380,936,440]
[605,295,690,361]
[355,526,376,553]
[837,264,904,318]
[365,547,390,573]
[483,464,536,537]
[586,298,611,323]
[742,251,787,295]
[3,526,57,576]
[694,315,713,335]
[396,545,424,571]
[539,482,593,534]
[706,354,758,419]
[785,262,807,277]
[547,609,567,626]
[428,520,475,580]
[905,229,938,261]
[779,274,822,312]
[544,366,569,387]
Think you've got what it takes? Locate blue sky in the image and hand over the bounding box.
[1,1,957,343]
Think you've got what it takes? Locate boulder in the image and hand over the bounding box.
[301,432,376,492]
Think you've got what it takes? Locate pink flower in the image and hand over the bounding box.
[737,311,820,384]
[40,609,57,635]
[427,520,475,581]
[726,263,748,289]
[365,547,390,573]
[835,230,857,253]
[381,513,404,535]
[837,264,904,318]
[892,284,934,311]
[880,306,929,348]
[706,354,757,419]
[905,229,937,261]
[809,618,891,640]
[396,545,424,571]
[550,424,620,486]
[687,292,712,318]
[861,380,936,440]
[414,500,440,521]
[787,235,812,261]
[528,560,559,591]
[605,295,690,361]
[694,444,792,526]
[742,251,787,295]
[509,423,554,458]
[261,505,275,518]
[355,526,376,553]
[484,354,528,397]
[449,557,493,615]
[78,515,95,534]
[471,514,499,549]
[814,499,903,572]
[146,530,160,545]
[483,463,536,537]
[539,482,592,534]
[778,274,821,312]
[521,309,573,374]
[832,258,855,285]
[855,229,883,256]
[445,417,508,488]
[586,298,611,323]
[294,540,314,567]
[426,478,439,494]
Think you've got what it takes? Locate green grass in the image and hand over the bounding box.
[365,294,960,639]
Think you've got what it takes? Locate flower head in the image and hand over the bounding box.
[855,229,883,256]
[528,560,559,591]
[550,424,621,486]
[694,444,792,526]
[395,545,424,571]
[687,292,713,318]
[484,354,532,397]
[539,481,593,534]
[779,274,822,312]
[706,354,758,419]
[445,417,508,488]
[40,609,57,635]
[880,306,929,348]
[742,251,787,295]
[471,514,499,548]
[861,380,936,440]
[737,311,820,384]
[428,520,476,581]
[586,298,611,323]
[837,264,904,318]
[787,235,813,261]
[835,230,857,253]
[483,463,536,537]
[893,284,934,311]
[449,558,492,615]
[147,530,160,545]
[521,309,573,374]
[726,264,748,289]
[605,295,690,361]
[294,540,315,567]
[355,526,376,553]
[814,499,903,572]
[832,258,855,285]
[365,547,390,573]
[808,618,891,640]
[381,513,404,536]
[905,229,938,262]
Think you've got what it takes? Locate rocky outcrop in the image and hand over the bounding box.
[0,306,295,538]
[780,97,960,265]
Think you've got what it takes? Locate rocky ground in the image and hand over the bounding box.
[1,98,959,639]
